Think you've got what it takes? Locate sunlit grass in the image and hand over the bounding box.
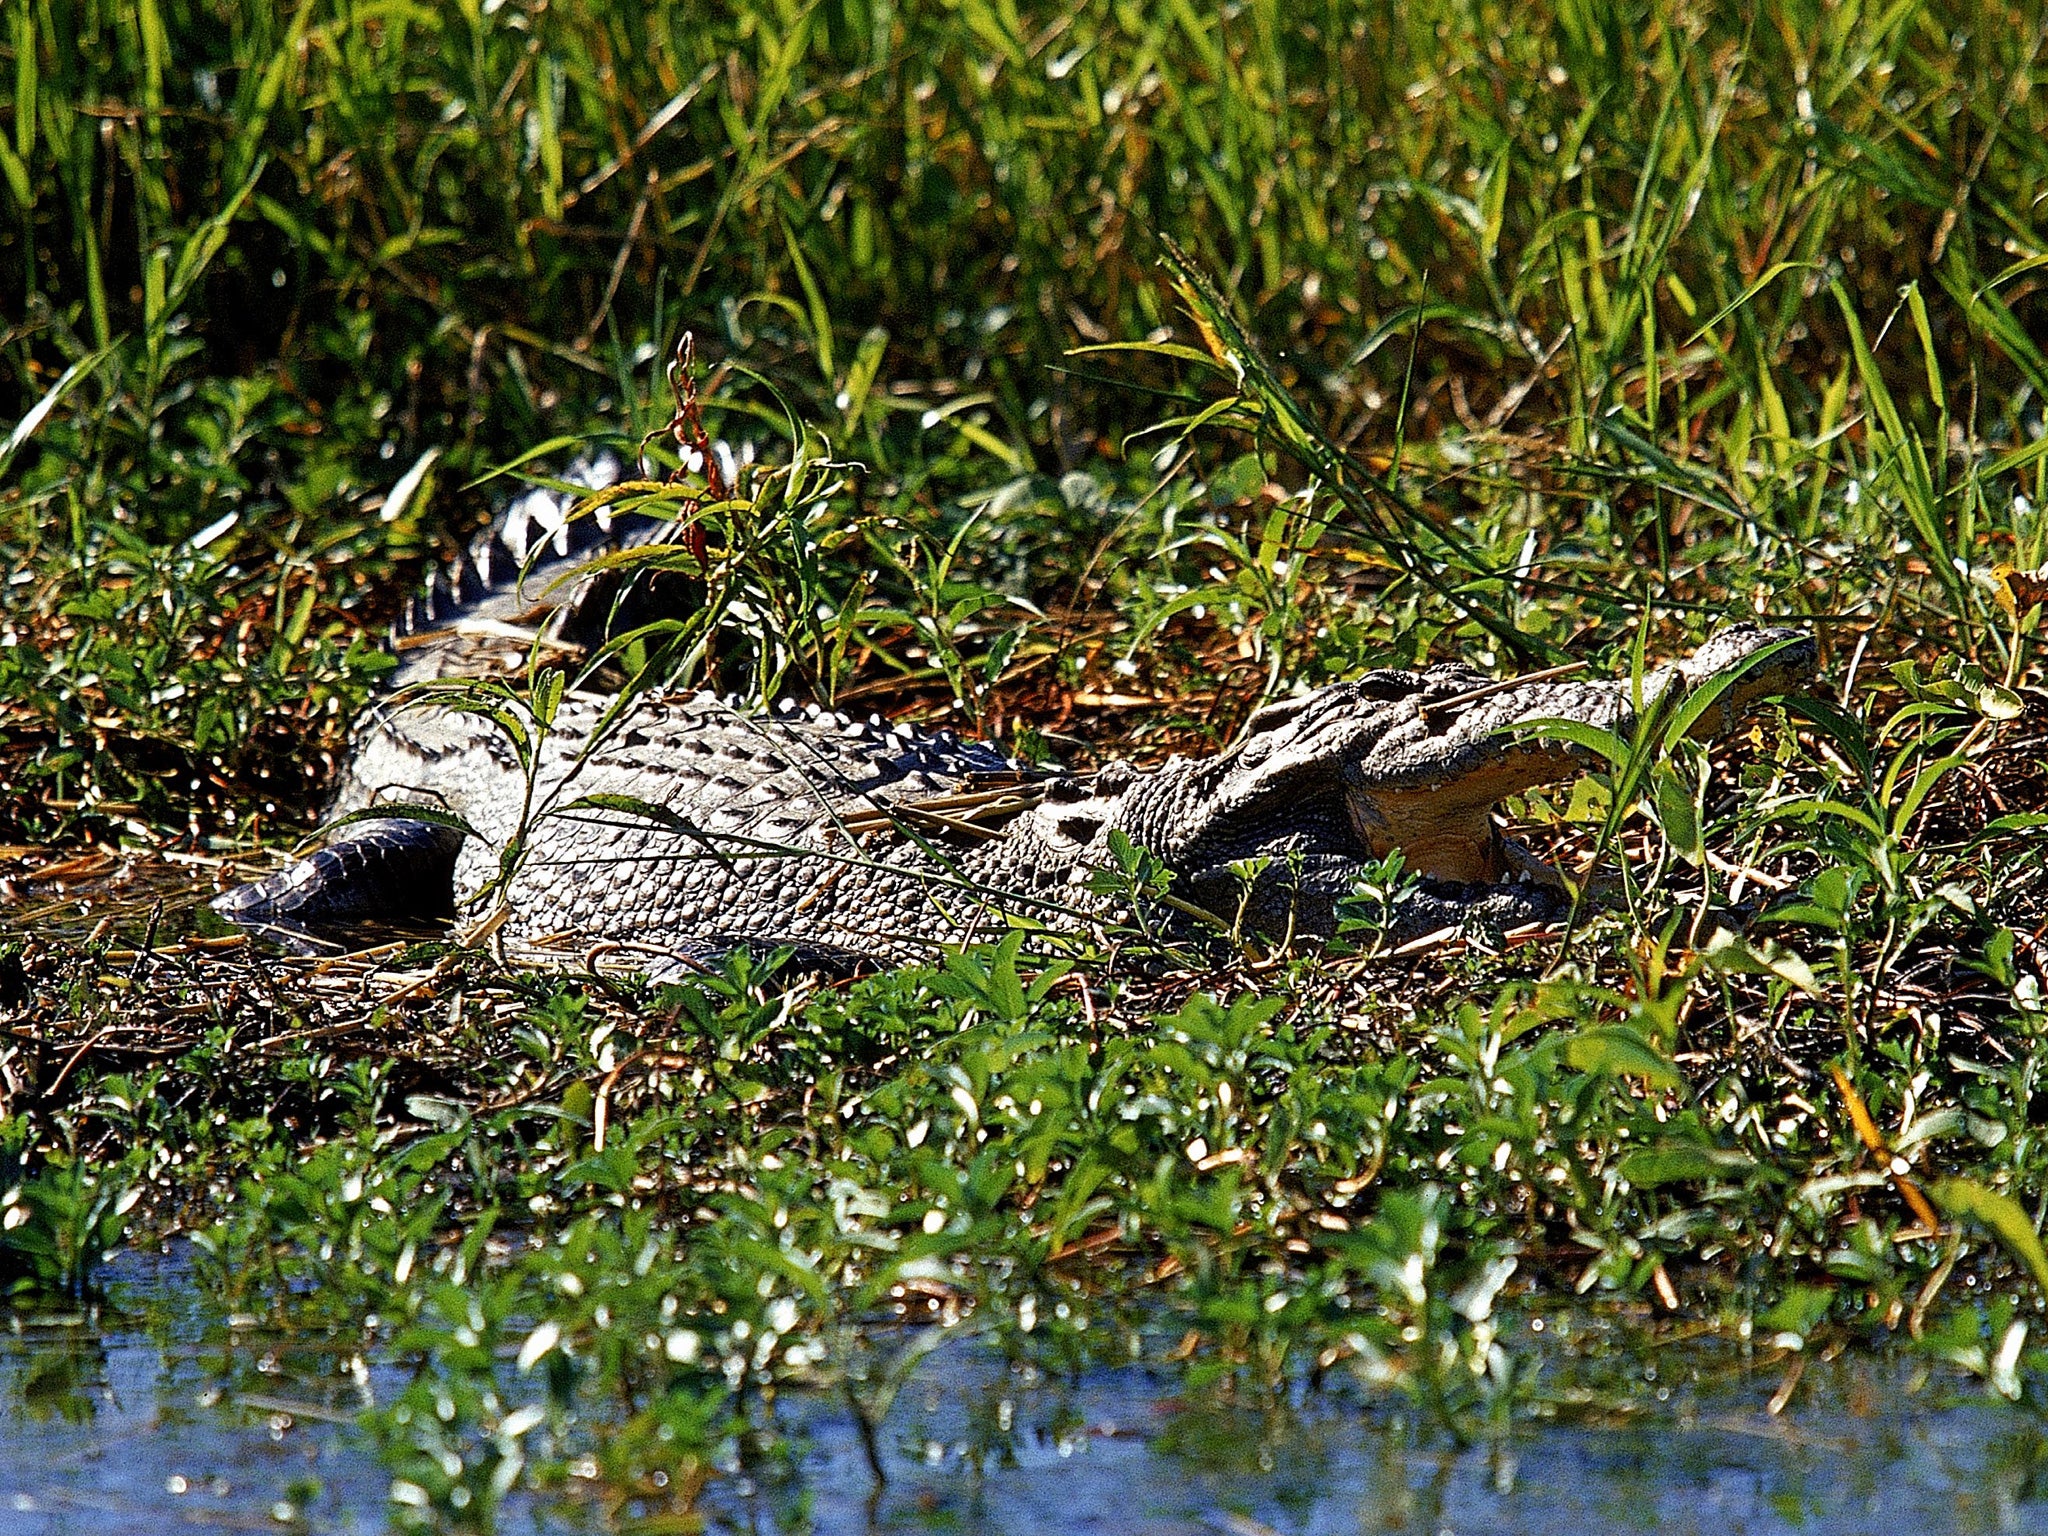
[3,0,2048,1521]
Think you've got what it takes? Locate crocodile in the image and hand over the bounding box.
[215,478,1816,970]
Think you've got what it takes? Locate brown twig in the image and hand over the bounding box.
[1418,659,1590,719]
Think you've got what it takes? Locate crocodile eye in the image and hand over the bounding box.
[1056,814,1103,844]
[1245,696,1312,734]
[1352,671,1426,702]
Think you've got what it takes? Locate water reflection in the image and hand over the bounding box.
[6,1246,2048,1534]
[0,851,441,957]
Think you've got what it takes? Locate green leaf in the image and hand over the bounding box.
[1903,280,1945,417]
[779,215,834,381]
[530,667,566,730]
[1932,1178,2048,1292]
[840,325,889,429]
[458,435,604,493]
[323,804,480,842]
[1066,339,1239,372]
[1620,1144,1758,1187]
[1682,259,1819,346]
[163,157,267,318]
[1892,754,1969,834]
[280,581,316,646]
[1977,683,2025,721]
[1664,635,1812,745]
[1563,1024,1683,1089]
[0,345,115,479]
[430,700,530,762]
[1519,716,1631,769]
[1985,430,2048,481]
[1652,765,1701,863]
[557,793,737,869]
[1700,929,1822,995]
[0,136,31,212]
[1760,1282,1836,1342]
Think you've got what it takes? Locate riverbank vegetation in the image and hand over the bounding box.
[3,0,2048,1525]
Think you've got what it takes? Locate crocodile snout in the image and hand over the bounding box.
[1338,625,1816,889]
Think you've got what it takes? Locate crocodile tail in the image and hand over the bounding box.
[402,448,644,636]
[212,818,465,928]
[392,447,715,685]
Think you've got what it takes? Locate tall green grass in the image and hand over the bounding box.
[6,0,2042,480]
[0,0,2043,833]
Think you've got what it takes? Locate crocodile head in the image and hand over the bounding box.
[1100,624,1815,935]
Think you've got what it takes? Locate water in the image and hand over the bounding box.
[0,850,230,945]
[7,1247,2048,1534]
[0,848,443,962]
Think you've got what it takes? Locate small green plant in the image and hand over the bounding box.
[1332,849,1421,953]
[0,1130,141,1298]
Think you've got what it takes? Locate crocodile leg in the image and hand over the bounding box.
[638,934,881,985]
[1184,845,1567,943]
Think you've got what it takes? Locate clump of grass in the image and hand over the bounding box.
[6,914,2045,1515]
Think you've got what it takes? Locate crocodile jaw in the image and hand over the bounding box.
[1346,786,1511,884]
[1343,767,1579,887]
[1337,624,1817,888]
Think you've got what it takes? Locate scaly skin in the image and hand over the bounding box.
[217,620,1816,970]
